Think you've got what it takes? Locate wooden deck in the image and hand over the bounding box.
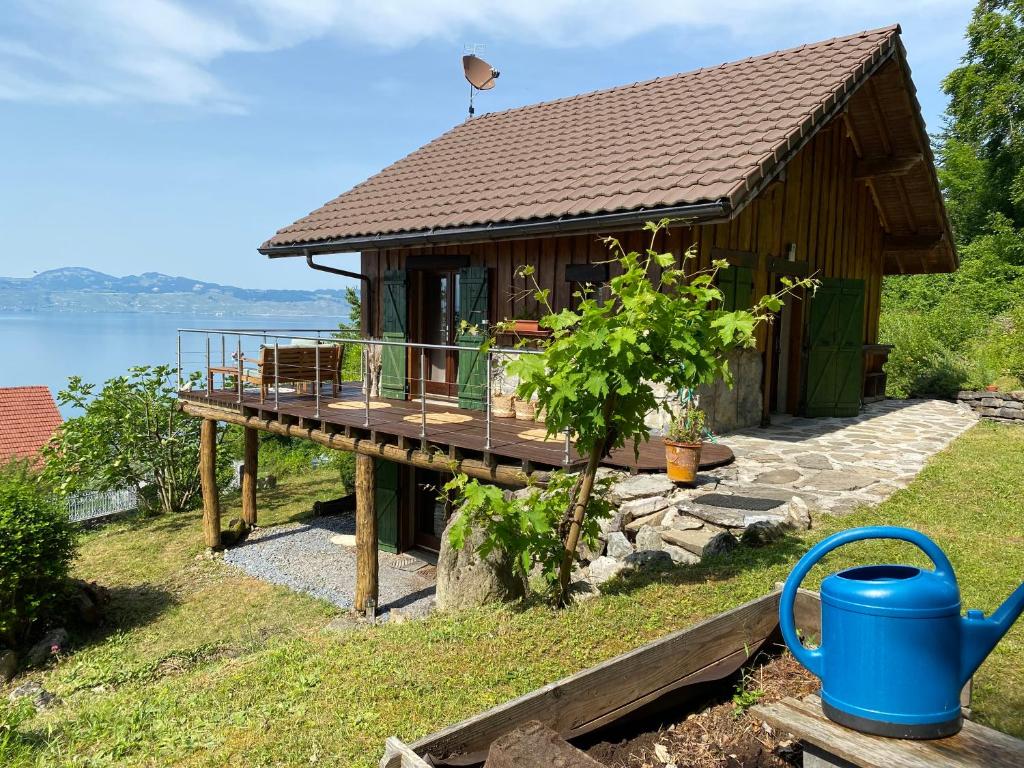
[178,384,733,475]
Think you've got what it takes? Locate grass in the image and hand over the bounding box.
[2,422,1023,766]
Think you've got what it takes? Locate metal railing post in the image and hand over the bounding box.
[485,350,492,451]
[363,344,370,428]
[564,429,571,467]
[274,339,280,409]
[315,342,321,418]
[176,334,182,391]
[236,336,243,404]
[420,346,427,447]
[221,335,226,368]
[206,336,212,395]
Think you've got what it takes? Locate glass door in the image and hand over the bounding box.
[414,270,460,397]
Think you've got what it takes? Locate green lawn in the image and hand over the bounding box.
[2,422,1022,766]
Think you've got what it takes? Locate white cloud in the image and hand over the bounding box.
[0,0,970,111]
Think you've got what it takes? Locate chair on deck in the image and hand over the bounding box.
[208,344,342,402]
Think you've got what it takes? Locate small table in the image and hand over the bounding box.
[753,694,1024,768]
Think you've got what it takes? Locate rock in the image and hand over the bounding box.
[605,531,634,560]
[220,517,251,547]
[435,512,527,612]
[784,496,812,530]
[624,510,666,533]
[25,628,68,667]
[685,503,789,531]
[608,474,676,504]
[661,527,736,558]
[664,512,705,531]
[624,549,673,569]
[635,525,663,552]
[805,471,874,492]
[577,536,604,563]
[484,719,605,768]
[619,495,671,519]
[742,520,786,547]
[0,649,16,682]
[794,453,834,470]
[663,544,701,565]
[755,468,802,484]
[567,580,600,603]
[8,681,57,710]
[587,556,626,586]
[597,510,626,536]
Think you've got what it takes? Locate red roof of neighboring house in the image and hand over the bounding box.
[0,386,63,464]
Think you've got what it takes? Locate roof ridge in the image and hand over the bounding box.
[468,24,900,124]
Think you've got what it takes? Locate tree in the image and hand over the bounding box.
[939,0,1024,241]
[451,221,813,605]
[43,365,217,514]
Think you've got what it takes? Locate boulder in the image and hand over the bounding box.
[741,520,786,547]
[624,549,673,569]
[635,525,663,552]
[608,474,676,504]
[605,531,634,560]
[624,510,666,533]
[784,496,812,530]
[8,681,57,710]
[597,510,626,536]
[587,556,626,586]
[663,511,704,531]
[25,628,68,667]
[618,495,671,520]
[435,512,527,612]
[705,531,739,558]
[0,649,16,682]
[661,527,736,558]
[567,580,600,603]
[663,544,701,566]
[576,536,605,563]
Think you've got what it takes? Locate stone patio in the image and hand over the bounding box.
[693,398,979,514]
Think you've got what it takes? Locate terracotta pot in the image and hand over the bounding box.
[513,319,541,334]
[665,439,702,484]
[492,393,516,419]
[514,399,537,421]
[985,385,999,392]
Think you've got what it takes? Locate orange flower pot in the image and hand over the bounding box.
[665,440,702,484]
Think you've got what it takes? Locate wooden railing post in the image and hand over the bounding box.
[200,418,221,549]
[241,426,258,527]
[354,453,378,614]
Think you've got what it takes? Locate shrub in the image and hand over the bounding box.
[879,311,968,399]
[0,462,76,645]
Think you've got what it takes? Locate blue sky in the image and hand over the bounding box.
[1,1,973,290]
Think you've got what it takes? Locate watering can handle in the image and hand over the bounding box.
[779,526,955,678]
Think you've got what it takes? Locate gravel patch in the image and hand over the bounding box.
[223,515,435,618]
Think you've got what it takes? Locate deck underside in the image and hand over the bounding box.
[178,384,733,474]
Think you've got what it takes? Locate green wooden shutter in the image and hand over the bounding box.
[375,459,400,553]
[457,266,489,410]
[718,266,754,311]
[380,271,407,400]
[803,278,864,417]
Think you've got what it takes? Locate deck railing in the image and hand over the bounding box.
[176,328,572,465]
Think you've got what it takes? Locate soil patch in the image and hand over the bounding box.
[585,651,817,768]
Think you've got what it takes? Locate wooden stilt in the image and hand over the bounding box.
[354,454,378,614]
[200,418,221,549]
[241,426,258,527]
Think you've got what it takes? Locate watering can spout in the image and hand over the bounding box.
[960,582,1024,686]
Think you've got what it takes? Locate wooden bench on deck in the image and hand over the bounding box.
[208,344,341,403]
[754,694,1024,768]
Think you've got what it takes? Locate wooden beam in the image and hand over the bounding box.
[179,400,542,487]
[200,418,221,549]
[882,234,944,253]
[241,426,258,526]
[355,454,378,614]
[853,153,922,180]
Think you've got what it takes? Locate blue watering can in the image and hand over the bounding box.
[780,526,1024,739]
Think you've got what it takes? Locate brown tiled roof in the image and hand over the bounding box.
[0,386,62,464]
[262,26,904,251]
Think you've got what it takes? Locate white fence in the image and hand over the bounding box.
[67,488,139,523]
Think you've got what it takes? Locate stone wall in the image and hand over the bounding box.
[957,390,1024,421]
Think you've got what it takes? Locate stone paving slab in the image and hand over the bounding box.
[691,399,979,515]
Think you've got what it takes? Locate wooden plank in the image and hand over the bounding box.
[853,153,923,180]
[754,695,1024,768]
[380,737,433,768]
[355,454,378,613]
[393,591,783,766]
[200,418,221,549]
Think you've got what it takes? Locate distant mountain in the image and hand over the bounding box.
[0,267,356,316]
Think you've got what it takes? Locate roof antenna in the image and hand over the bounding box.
[462,44,499,119]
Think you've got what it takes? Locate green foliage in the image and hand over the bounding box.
[0,698,34,762]
[445,470,613,599]
[731,668,765,717]
[344,286,361,328]
[0,462,76,644]
[43,365,221,515]
[665,406,707,444]
[878,312,970,399]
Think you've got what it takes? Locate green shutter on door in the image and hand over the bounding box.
[803,278,865,417]
[718,266,754,311]
[457,266,489,410]
[375,459,400,553]
[380,270,407,400]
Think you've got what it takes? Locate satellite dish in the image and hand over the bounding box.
[463,54,499,90]
[462,53,499,118]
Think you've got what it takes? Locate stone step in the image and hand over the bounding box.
[660,526,736,557]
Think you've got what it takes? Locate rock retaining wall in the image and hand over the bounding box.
[957,390,1024,421]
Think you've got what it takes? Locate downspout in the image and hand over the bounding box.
[304,250,372,335]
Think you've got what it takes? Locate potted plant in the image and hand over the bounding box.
[664,406,707,484]
[491,388,516,418]
[514,396,538,421]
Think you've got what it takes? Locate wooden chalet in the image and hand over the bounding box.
[180,25,956,613]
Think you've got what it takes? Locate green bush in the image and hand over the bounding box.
[0,462,76,645]
[879,311,968,399]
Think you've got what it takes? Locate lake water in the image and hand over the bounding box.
[0,312,342,416]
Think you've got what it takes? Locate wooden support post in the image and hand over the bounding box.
[241,426,258,527]
[354,454,378,614]
[200,418,221,549]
